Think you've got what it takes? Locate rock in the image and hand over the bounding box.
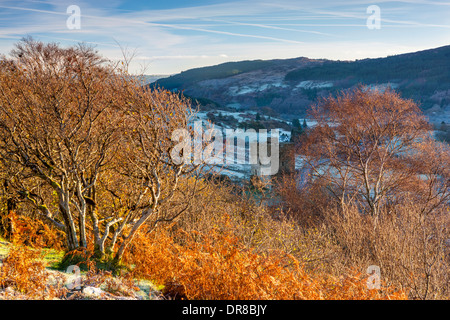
[82,286,105,298]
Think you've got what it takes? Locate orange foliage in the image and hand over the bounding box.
[0,246,67,299]
[125,218,407,300]
[0,245,138,299]
[8,212,65,250]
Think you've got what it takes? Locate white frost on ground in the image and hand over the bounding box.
[227,81,289,96]
[296,80,333,89]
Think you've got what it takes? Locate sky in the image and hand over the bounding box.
[0,0,449,75]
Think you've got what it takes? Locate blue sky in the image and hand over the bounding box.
[0,0,449,74]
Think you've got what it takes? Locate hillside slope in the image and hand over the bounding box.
[151,45,450,120]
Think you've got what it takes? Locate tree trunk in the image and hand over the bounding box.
[75,182,87,248]
[86,186,104,259]
[113,208,153,264]
[93,242,105,260]
[0,198,16,240]
[60,202,79,251]
[78,206,87,248]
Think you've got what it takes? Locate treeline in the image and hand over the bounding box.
[285,45,450,107]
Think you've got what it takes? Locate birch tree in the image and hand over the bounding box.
[298,86,449,226]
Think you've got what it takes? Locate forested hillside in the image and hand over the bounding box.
[152,45,450,117]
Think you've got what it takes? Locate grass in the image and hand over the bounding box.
[40,248,65,270]
[0,235,65,269]
[0,237,11,259]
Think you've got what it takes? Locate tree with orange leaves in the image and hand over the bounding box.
[298,86,450,225]
[0,38,202,261]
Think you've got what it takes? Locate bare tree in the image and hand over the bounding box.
[0,39,202,261]
[0,38,125,250]
[110,88,202,263]
[298,86,450,226]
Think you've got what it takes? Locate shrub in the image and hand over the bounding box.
[0,246,67,299]
[0,245,140,299]
[7,212,65,250]
[124,217,406,300]
[326,202,450,299]
[58,247,95,272]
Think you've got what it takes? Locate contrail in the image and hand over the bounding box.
[0,5,305,44]
[200,18,333,36]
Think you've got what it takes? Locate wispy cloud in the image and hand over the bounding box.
[199,18,334,36]
[0,0,448,74]
[0,3,307,44]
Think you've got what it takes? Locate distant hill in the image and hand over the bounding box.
[152,60,280,89]
[150,46,450,120]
